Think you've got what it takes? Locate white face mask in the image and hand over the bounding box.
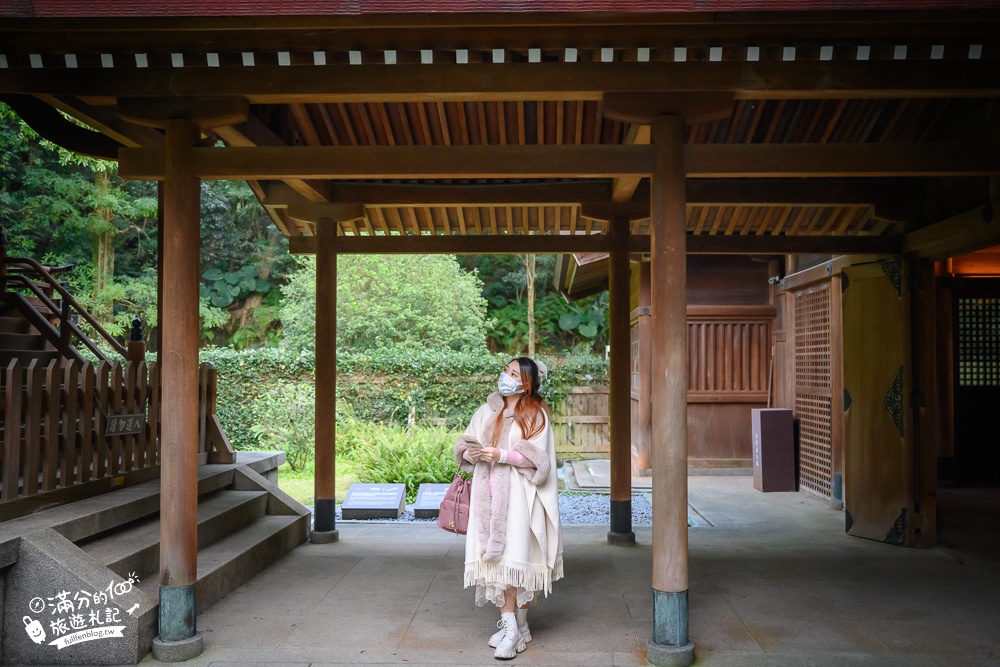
[497,372,523,396]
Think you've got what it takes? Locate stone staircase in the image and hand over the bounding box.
[0,452,309,665]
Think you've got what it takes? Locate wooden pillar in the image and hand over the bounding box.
[636,261,652,472]
[154,119,203,660]
[608,216,635,544]
[647,114,694,667]
[311,219,339,543]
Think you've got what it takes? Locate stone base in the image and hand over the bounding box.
[310,529,340,543]
[607,530,636,545]
[152,632,204,662]
[413,509,439,519]
[646,640,694,667]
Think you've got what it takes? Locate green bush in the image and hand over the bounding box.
[340,414,461,504]
[248,381,315,472]
[200,346,608,451]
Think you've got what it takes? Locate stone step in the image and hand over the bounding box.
[79,489,270,582]
[135,514,305,611]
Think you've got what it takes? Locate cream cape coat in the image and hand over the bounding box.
[455,392,564,607]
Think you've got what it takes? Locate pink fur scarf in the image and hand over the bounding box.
[454,392,551,562]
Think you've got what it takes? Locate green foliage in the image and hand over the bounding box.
[249,381,315,472]
[280,254,491,355]
[339,412,460,503]
[201,346,607,453]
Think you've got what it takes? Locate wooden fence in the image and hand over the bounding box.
[551,386,609,458]
[0,359,233,519]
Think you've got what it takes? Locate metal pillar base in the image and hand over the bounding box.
[649,588,693,666]
[609,499,636,544]
[311,498,339,542]
[646,639,694,667]
[155,584,202,661]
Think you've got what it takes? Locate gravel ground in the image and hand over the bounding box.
[327,492,653,525]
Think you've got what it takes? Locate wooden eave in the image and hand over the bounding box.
[1,10,998,274]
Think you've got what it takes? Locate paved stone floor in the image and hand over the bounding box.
[139,477,1000,666]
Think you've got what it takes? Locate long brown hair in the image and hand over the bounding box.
[490,357,548,447]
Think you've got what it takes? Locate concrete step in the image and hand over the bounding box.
[79,489,270,582]
[135,514,305,611]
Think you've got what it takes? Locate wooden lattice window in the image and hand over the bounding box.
[794,283,833,498]
[686,306,773,402]
[957,296,1000,387]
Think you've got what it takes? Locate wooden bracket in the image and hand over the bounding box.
[602,92,734,125]
[118,96,249,130]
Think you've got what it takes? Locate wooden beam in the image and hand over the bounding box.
[612,125,650,204]
[603,92,734,125]
[288,232,900,255]
[685,143,1000,178]
[289,233,611,254]
[265,180,610,207]
[118,145,655,180]
[4,61,1000,102]
[118,96,249,130]
[263,178,904,209]
[1,94,122,160]
[903,199,1000,260]
[215,115,336,203]
[34,95,164,148]
[119,143,1000,181]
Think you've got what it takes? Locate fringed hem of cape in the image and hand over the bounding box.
[464,554,564,607]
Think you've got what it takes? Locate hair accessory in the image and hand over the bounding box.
[534,359,548,386]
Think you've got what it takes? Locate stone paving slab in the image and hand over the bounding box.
[133,477,1000,667]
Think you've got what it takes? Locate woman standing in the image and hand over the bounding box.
[454,357,563,660]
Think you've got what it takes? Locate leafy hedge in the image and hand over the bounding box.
[200,346,608,452]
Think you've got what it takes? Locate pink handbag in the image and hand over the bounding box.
[437,474,471,534]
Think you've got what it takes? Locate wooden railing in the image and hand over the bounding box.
[0,358,234,520]
[1,257,125,363]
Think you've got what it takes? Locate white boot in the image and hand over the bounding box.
[492,611,526,659]
[489,607,531,647]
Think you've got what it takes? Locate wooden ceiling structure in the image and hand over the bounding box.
[2,6,1000,273]
[3,4,1000,662]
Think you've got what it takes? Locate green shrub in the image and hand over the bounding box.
[248,381,315,472]
[200,346,608,451]
[342,417,461,503]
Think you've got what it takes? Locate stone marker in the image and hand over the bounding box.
[413,483,451,518]
[341,484,406,519]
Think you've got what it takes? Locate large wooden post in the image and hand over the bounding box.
[636,261,653,473]
[312,218,339,543]
[648,114,694,667]
[608,216,635,544]
[154,118,203,661]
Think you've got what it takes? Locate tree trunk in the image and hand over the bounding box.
[526,253,536,358]
[93,170,115,323]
